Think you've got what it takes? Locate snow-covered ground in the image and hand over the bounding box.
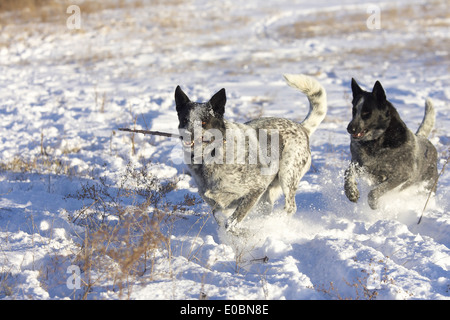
[0,0,449,299]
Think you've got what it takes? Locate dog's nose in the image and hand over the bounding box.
[347,122,356,134]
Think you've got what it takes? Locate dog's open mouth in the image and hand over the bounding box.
[352,130,367,139]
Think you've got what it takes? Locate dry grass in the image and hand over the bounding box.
[275,1,450,67]
[0,0,143,13]
[0,0,144,24]
[0,0,52,12]
[0,269,14,298]
[277,11,368,40]
[75,208,167,299]
[0,149,201,298]
[0,132,79,176]
[0,155,75,176]
[0,0,64,23]
[64,161,200,298]
[277,1,449,39]
[313,257,396,300]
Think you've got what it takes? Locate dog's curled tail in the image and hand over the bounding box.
[283,74,327,136]
[416,98,435,138]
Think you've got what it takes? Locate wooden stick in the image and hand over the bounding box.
[118,128,181,139]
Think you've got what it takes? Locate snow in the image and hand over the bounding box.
[0,0,449,300]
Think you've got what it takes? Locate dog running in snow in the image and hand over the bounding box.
[344,78,438,209]
[175,74,327,230]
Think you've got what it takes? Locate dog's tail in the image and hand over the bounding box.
[416,98,435,137]
[283,74,327,136]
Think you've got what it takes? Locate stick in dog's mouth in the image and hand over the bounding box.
[118,128,181,139]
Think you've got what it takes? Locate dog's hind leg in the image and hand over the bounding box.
[279,154,311,215]
[280,179,297,214]
[258,177,282,214]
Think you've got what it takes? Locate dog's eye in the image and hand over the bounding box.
[201,121,206,127]
[361,111,371,118]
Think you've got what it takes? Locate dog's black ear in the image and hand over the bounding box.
[351,78,364,99]
[372,81,386,102]
[175,86,190,113]
[209,88,226,117]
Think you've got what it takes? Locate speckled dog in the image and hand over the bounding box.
[175,74,327,230]
[344,78,438,209]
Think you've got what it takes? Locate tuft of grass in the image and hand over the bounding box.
[76,206,167,299]
[0,132,78,176]
[0,269,15,298]
[314,276,380,300]
[0,155,75,176]
[66,161,200,299]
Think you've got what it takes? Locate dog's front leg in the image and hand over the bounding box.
[367,179,404,210]
[344,162,360,203]
[368,185,386,210]
[225,189,264,231]
[204,190,236,209]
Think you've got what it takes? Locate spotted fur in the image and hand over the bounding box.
[175,74,327,230]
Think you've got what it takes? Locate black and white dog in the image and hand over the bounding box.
[344,78,438,209]
[175,74,327,230]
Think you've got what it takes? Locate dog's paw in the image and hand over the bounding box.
[344,184,360,203]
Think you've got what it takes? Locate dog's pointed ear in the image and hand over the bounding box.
[351,78,363,98]
[372,81,386,102]
[175,85,190,113]
[209,88,226,117]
